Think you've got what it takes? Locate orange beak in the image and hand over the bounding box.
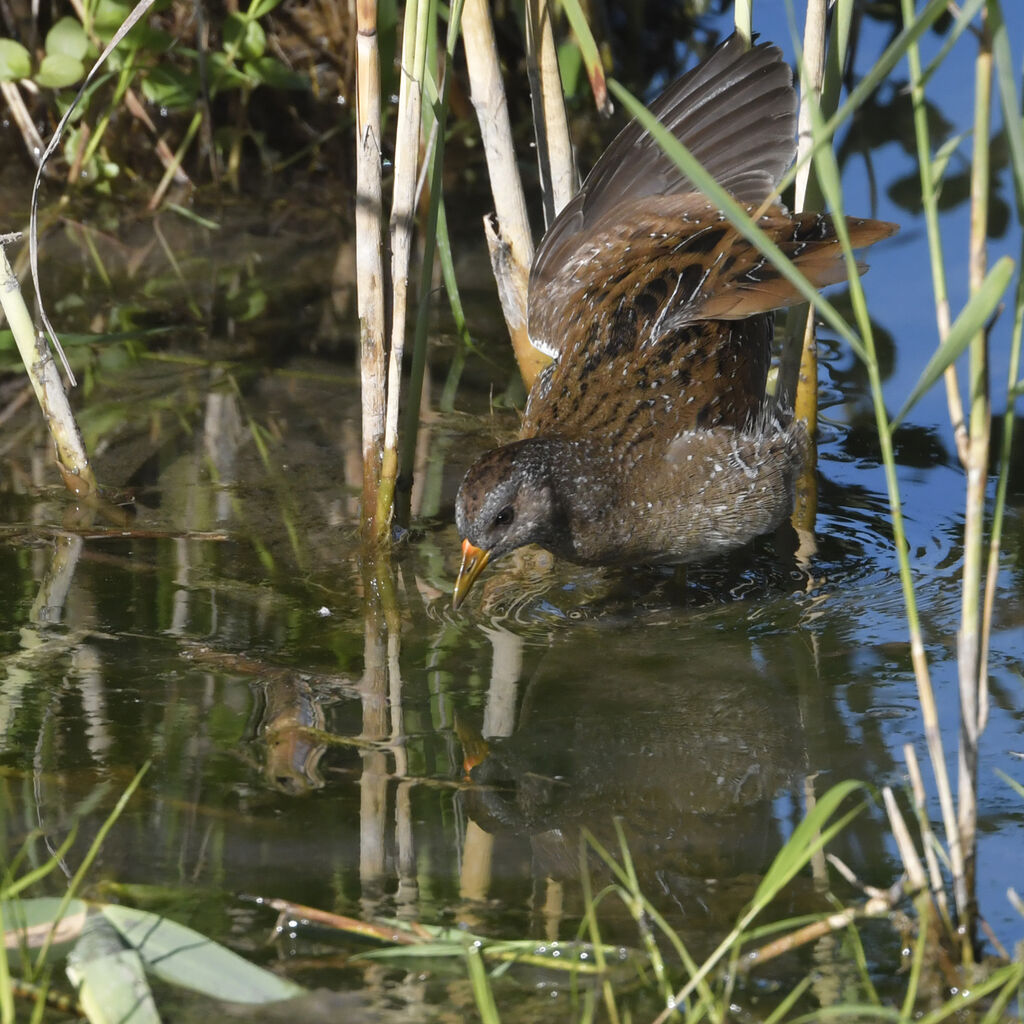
[452,538,492,610]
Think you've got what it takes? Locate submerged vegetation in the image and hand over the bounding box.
[0,0,1022,1021]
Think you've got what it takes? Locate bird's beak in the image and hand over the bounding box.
[452,538,491,609]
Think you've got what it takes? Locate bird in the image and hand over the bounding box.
[452,34,897,609]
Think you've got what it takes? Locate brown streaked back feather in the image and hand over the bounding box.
[695,211,900,321]
[520,194,896,446]
[529,34,797,357]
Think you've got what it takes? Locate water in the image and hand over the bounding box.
[2,10,1024,1021]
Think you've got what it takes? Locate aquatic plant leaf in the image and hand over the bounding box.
[2,898,88,957]
[0,39,31,81]
[891,255,1015,429]
[100,904,304,1004]
[46,17,89,61]
[36,53,86,89]
[67,915,160,1024]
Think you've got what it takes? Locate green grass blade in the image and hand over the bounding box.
[466,942,500,1024]
[917,0,986,90]
[774,0,951,209]
[607,79,868,361]
[995,768,1024,801]
[788,1007,901,1023]
[101,904,304,1003]
[890,256,1015,429]
[914,962,1024,1023]
[34,765,149,975]
[1,828,80,901]
[0,904,12,1024]
[764,972,814,1023]
[752,780,868,908]
[559,0,609,114]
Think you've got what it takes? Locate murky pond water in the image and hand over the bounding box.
[2,10,1024,1022]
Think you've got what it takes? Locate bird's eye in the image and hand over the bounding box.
[493,506,515,528]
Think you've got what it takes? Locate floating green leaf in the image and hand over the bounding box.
[101,904,304,1004]
[1,897,88,957]
[67,916,160,1024]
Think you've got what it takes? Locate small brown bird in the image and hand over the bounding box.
[453,34,896,609]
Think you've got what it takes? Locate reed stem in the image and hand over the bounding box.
[954,14,993,935]
[376,0,431,541]
[525,0,576,225]
[355,0,387,544]
[0,235,96,496]
[461,0,541,388]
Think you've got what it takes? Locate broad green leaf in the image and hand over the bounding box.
[2,898,88,955]
[223,12,266,60]
[67,916,159,1024]
[36,53,86,88]
[69,949,160,1024]
[92,0,133,34]
[249,0,285,19]
[101,904,304,1004]
[0,39,31,82]
[891,256,1016,429]
[46,17,89,60]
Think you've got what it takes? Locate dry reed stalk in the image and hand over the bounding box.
[733,1,752,46]
[904,743,952,931]
[461,0,544,389]
[0,235,97,495]
[355,0,387,543]
[791,0,827,437]
[954,20,994,928]
[897,0,973,932]
[882,787,929,894]
[901,4,967,463]
[376,0,429,540]
[0,81,45,165]
[526,0,576,225]
[786,1,829,556]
